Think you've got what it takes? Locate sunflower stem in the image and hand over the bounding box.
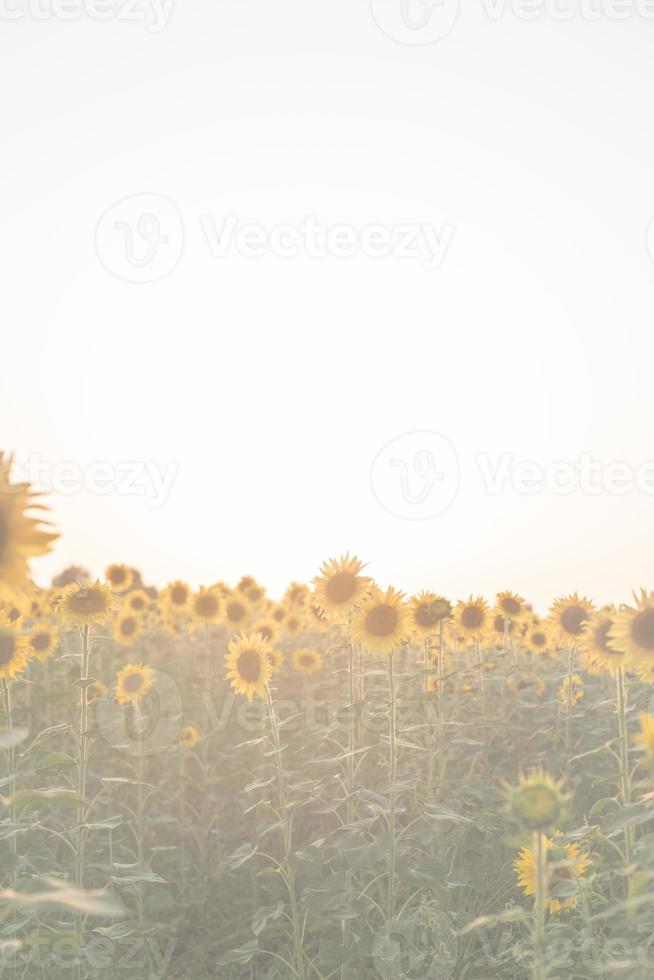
[616,666,633,876]
[1,678,17,858]
[564,646,576,752]
[75,625,91,889]
[387,649,398,921]
[264,686,306,980]
[533,830,548,980]
[475,637,486,741]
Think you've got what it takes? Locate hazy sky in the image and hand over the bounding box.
[3,1,654,612]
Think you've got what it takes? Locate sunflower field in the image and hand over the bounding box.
[3,453,654,980]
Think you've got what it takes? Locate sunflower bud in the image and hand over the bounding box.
[507,770,566,832]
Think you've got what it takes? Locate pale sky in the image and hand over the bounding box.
[3,1,654,613]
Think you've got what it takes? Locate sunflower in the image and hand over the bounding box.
[284,582,309,608]
[163,580,191,614]
[105,564,134,594]
[633,714,654,757]
[236,576,258,594]
[515,835,591,913]
[495,591,526,622]
[252,618,280,645]
[579,608,624,677]
[28,623,60,662]
[453,597,490,640]
[114,612,142,647]
[191,587,223,625]
[0,625,29,680]
[507,769,566,832]
[307,603,329,633]
[489,614,517,645]
[409,592,452,639]
[58,581,117,627]
[351,587,410,653]
[225,632,273,701]
[312,554,370,622]
[89,680,108,700]
[292,648,322,674]
[124,589,150,615]
[115,663,155,705]
[0,453,58,602]
[223,593,252,631]
[270,603,287,625]
[524,624,553,656]
[610,591,654,675]
[181,724,200,749]
[267,648,284,672]
[548,594,594,646]
[283,610,305,638]
[559,674,584,707]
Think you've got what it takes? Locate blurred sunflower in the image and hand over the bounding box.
[270,603,287,625]
[191,587,223,626]
[507,769,566,832]
[454,597,490,640]
[409,592,452,639]
[252,618,280,645]
[181,724,199,749]
[28,623,60,662]
[496,591,527,622]
[0,452,58,601]
[490,614,517,645]
[313,554,370,622]
[115,663,155,705]
[224,594,252,631]
[105,564,134,594]
[225,632,273,701]
[633,714,654,757]
[114,613,142,646]
[58,582,117,627]
[307,603,329,633]
[284,582,309,608]
[506,673,545,696]
[267,647,284,672]
[284,611,305,638]
[515,836,591,913]
[163,581,191,615]
[89,680,108,700]
[548,594,594,645]
[525,624,552,656]
[236,576,258,594]
[579,608,624,677]
[0,625,29,680]
[610,591,654,675]
[351,587,410,653]
[124,589,150,615]
[292,648,322,674]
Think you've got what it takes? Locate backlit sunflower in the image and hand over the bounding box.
[515,835,591,913]
[489,614,517,645]
[270,603,287,625]
[313,554,370,622]
[0,625,29,680]
[0,452,58,601]
[124,589,150,615]
[307,603,329,633]
[191,587,223,626]
[507,769,566,832]
[223,593,252,631]
[579,607,625,677]
[252,618,280,645]
[267,647,284,672]
[454,597,490,640]
[292,648,322,674]
[409,592,452,639]
[495,591,526,622]
[105,564,134,594]
[163,581,191,615]
[351,587,410,653]
[548,594,594,646]
[114,612,142,646]
[610,591,654,675]
[181,724,200,749]
[28,623,60,662]
[284,582,309,608]
[283,610,305,638]
[633,714,654,758]
[524,624,553,656]
[58,581,117,627]
[115,663,155,705]
[225,632,273,701]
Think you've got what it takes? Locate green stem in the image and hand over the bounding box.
[75,625,91,888]
[564,646,575,752]
[387,650,397,921]
[616,667,633,874]
[1,679,16,857]
[533,831,547,980]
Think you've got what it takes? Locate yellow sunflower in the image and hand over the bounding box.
[270,603,287,625]
[0,625,29,680]
[351,587,411,653]
[267,647,284,672]
[284,582,309,608]
[313,554,371,622]
[0,453,58,601]
[524,624,553,656]
[223,593,253,631]
[181,724,200,749]
[515,835,591,913]
[292,648,322,674]
[409,592,453,639]
[307,603,329,633]
[507,769,567,832]
[163,580,191,615]
[191,587,223,626]
[124,589,150,615]
[495,591,527,622]
[57,581,117,627]
[225,632,273,701]
[579,608,624,677]
[283,610,305,638]
[28,623,60,662]
[633,714,654,757]
[548,594,594,646]
[610,591,654,676]
[89,680,108,700]
[115,663,155,705]
[252,618,280,645]
[104,564,134,594]
[453,597,490,640]
[114,612,142,647]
